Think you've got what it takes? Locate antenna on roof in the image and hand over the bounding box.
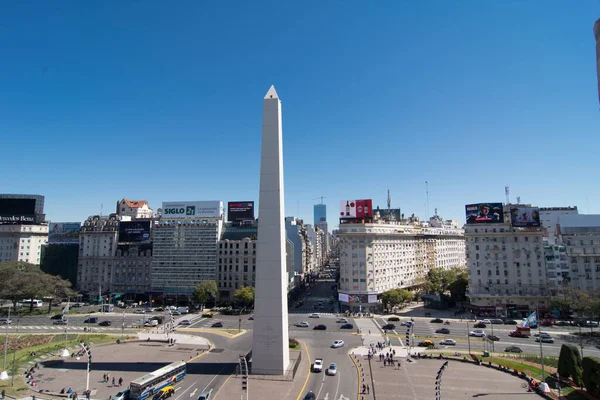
[100,203,104,216]
[425,181,430,218]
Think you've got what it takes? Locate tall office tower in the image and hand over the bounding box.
[252,85,289,375]
[314,204,326,225]
[595,18,600,106]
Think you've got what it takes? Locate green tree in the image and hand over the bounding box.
[45,274,76,313]
[422,267,457,295]
[397,289,414,305]
[558,343,583,385]
[582,357,600,397]
[233,286,255,308]
[0,261,73,312]
[448,267,468,305]
[194,280,217,308]
[381,290,401,312]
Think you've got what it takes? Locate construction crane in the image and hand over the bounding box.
[313,196,326,204]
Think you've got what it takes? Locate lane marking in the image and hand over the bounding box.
[348,353,361,400]
[173,381,196,400]
[295,341,312,400]
[189,388,197,397]
[334,370,341,400]
[210,374,232,400]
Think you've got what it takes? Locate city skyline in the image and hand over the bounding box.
[1,2,598,227]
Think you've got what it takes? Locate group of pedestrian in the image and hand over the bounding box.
[25,364,40,387]
[102,373,123,387]
[361,384,370,394]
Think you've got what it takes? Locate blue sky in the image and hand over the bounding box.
[1,1,598,228]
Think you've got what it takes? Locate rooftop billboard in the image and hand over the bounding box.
[161,201,223,219]
[0,198,36,224]
[227,201,255,222]
[465,203,504,224]
[340,199,373,220]
[48,222,81,244]
[118,220,151,243]
[510,207,541,227]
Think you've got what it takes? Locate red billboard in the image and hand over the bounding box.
[355,199,373,218]
[340,199,373,219]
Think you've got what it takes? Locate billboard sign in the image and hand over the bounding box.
[338,293,378,304]
[48,222,81,243]
[0,198,36,224]
[161,201,223,219]
[510,207,541,227]
[340,199,373,219]
[118,221,151,243]
[465,203,504,224]
[227,201,255,222]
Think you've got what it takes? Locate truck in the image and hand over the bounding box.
[312,358,323,373]
[509,325,531,338]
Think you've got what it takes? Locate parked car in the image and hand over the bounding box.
[313,324,327,330]
[211,322,223,328]
[296,321,309,328]
[505,346,523,353]
[382,324,396,330]
[474,323,487,328]
[99,321,112,326]
[340,324,354,329]
[440,339,457,346]
[436,328,450,334]
[431,318,444,323]
[388,316,400,322]
[331,340,345,348]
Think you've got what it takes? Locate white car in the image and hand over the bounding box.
[336,318,348,323]
[0,318,12,325]
[534,332,551,337]
[469,330,486,337]
[309,313,320,318]
[480,319,492,325]
[401,321,413,327]
[296,321,309,328]
[331,340,345,348]
[144,320,158,327]
[440,339,457,346]
[179,320,192,326]
[326,363,337,376]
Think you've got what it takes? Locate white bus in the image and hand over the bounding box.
[129,361,187,400]
[19,299,43,308]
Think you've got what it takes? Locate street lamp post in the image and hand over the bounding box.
[2,307,11,376]
[466,321,471,354]
[10,312,20,387]
[80,342,92,392]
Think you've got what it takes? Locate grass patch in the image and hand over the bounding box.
[0,333,133,396]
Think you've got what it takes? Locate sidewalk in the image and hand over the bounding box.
[352,318,408,358]
[135,332,212,346]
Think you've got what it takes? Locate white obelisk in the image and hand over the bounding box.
[251,85,290,375]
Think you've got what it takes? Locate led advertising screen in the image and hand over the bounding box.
[227,201,255,222]
[465,203,504,224]
[510,207,541,227]
[162,201,223,219]
[367,294,378,303]
[0,198,36,224]
[118,221,151,243]
[340,199,373,219]
[338,293,349,303]
[48,222,81,244]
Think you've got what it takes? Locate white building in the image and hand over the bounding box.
[116,199,154,219]
[316,220,329,257]
[544,243,569,288]
[465,221,549,318]
[557,214,600,293]
[337,221,465,312]
[151,201,224,297]
[0,224,48,265]
[539,206,578,245]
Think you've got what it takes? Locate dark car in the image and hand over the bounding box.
[388,316,400,322]
[505,346,523,353]
[53,320,67,325]
[303,392,316,400]
[491,319,504,324]
[201,313,213,318]
[487,335,500,341]
[99,321,112,326]
[504,320,518,325]
[382,324,396,330]
[211,322,224,328]
[431,318,444,323]
[50,314,64,320]
[435,328,450,334]
[313,324,327,330]
[340,324,353,329]
[84,317,98,324]
[474,323,487,328]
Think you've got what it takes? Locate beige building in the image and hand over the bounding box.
[116,199,153,219]
[217,225,258,303]
[0,224,48,265]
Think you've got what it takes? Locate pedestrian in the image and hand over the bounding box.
[2,389,5,399]
[119,377,123,386]
[103,373,107,382]
[367,385,370,394]
[112,377,116,386]
[362,384,366,394]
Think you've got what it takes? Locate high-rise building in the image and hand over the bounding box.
[539,206,578,245]
[151,201,224,297]
[557,214,600,293]
[465,204,548,318]
[314,204,326,225]
[217,223,258,303]
[337,219,465,313]
[0,194,48,265]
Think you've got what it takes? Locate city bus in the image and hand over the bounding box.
[19,299,43,308]
[99,304,114,312]
[129,361,186,400]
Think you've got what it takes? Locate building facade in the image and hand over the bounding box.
[112,243,153,296]
[337,221,465,312]
[539,206,578,245]
[557,214,600,293]
[466,222,549,318]
[116,199,154,219]
[544,243,569,289]
[314,204,326,225]
[217,224,257,303]
[0,224,48,265]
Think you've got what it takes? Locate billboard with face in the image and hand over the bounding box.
[465,203,504,224]
[510,207,541,227]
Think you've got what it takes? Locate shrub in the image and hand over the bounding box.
[558,344,582,385]
[289,338,300,349]
[582,357,600,398]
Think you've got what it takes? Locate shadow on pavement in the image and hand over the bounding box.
[41,360,238,375]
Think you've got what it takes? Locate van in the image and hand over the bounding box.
[113,389,130,400]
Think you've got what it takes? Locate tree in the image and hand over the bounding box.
[381,290,401,312]
[45,274,76,313]
[448,267,468,305]
[233,286,255,308]
[558,344,583,386]
[422,267,458,295]
[0,261,73,312]
[582,357,600,397]
[194,280,217,308]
